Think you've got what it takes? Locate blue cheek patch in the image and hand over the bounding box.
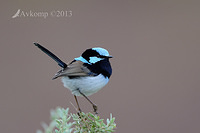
[89,57,103,64]
[75,56,90,64]
[75,56,103,64]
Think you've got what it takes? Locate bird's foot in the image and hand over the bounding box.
[93,104,98,114]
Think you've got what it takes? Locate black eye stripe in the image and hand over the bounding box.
[82,49,100,61]
[99,55,106,58]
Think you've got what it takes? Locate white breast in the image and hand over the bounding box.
[61,74,109,96]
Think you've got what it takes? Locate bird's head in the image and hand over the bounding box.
[75,47,112,64]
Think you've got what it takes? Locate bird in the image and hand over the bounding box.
[34,43,112,113]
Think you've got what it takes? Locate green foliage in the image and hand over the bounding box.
[72,112,116,133]
[36,107,116,133]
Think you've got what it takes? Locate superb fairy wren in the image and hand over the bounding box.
[34,43,112,113]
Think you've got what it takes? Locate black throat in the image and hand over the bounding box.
[85,58,112,78]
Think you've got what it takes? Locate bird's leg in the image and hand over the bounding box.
[74,95,82,113]
[78,89,98,114]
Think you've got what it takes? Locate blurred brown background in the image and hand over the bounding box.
[1,0,200,133]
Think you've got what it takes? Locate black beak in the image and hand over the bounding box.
[106,55,113,58]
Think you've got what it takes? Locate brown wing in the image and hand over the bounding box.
[52,60,97,79]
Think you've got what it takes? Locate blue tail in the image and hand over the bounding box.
[34,43,67,68]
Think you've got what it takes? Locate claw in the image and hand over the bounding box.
[93,104,98,114]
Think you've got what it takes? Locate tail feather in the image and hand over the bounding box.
[34,42,67,68]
